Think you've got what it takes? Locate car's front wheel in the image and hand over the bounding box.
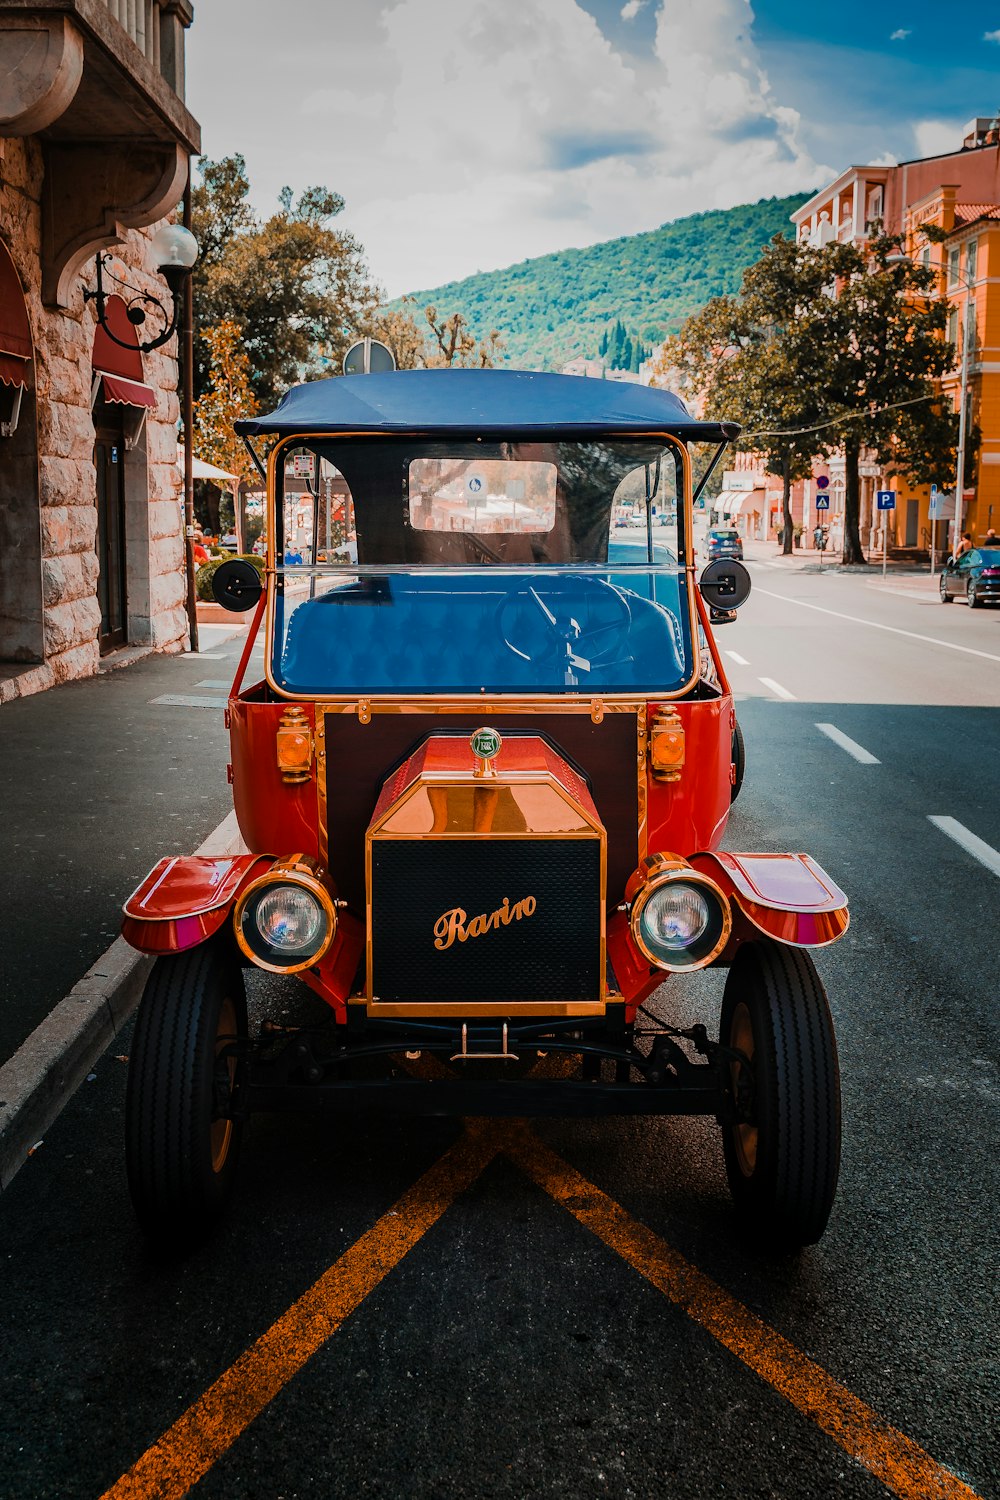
[940,575,951,602]
[125,942,247,1249]
[720,940,841,1250]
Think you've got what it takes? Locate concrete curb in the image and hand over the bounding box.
[0,810,247,1192]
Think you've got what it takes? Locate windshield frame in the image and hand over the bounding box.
[260,428,703,704]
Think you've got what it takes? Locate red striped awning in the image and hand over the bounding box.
[0,241,32,389]
[0,351,28,387]
[98,372,156,409]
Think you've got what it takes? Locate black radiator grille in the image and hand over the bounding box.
[371,838,602,1003]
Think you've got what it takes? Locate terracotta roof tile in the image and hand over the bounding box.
[954,203,1000,223]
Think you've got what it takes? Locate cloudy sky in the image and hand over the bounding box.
[187,0,1000,298]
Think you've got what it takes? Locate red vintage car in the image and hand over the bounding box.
[121,369,847,1250]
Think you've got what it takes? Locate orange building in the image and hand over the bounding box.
[789,118,1000,557]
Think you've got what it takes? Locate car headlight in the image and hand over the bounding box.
[234,857,337,972]
[628,857,730,971]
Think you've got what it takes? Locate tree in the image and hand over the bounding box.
[368,298,505,369]
[665,232,957,563]
[666,235,844,554]
[819,232,954,563]
[192,156,380,406]
[191,320,259,548]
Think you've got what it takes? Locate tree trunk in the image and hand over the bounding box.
[842,437,866,565]
[781,454,794,555]
[232,480,244,553]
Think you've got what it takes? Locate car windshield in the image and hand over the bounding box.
[268,436,694,696]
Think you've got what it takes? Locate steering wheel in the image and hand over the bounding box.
[496,576,632,682]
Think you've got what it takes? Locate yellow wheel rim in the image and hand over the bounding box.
[730,1001,758,1177]
[210,995,237,1174]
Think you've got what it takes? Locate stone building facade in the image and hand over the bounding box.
[0,0,200,701]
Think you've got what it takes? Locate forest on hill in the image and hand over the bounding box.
[390,192,810,370]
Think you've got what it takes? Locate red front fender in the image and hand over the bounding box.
[608,850,849,1016]
[689,850,849,948]
[121,854,273,954]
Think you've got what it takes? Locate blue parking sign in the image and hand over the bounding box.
[876,490,896,510]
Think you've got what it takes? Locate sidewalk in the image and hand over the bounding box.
[0,627,252,1189]
[739,535,939,591]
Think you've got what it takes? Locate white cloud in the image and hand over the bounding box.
[890,28,911,40]
[188,0,831,301]
[913,118,963,158]
[984,28,1000,41]
[342,0,831,296]
[621,0,645,19]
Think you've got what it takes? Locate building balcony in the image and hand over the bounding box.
[0,0,200,304]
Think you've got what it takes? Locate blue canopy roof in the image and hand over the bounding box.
[235,368,740,442]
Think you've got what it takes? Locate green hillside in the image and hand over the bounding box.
[393,192,810,370]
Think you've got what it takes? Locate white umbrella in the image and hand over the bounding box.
[177,447,238,483]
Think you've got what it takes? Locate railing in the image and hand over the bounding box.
[98,0,187,95]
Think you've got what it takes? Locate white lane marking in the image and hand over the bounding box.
[150,694,227,709]
[724,650,750,665]
[928,817,1000,879]
[758,676,796,700]
[194,679,233,690]
[815,723,880,764]
[754,587,1000,664]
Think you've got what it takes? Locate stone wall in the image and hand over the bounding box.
[0,134,187,692]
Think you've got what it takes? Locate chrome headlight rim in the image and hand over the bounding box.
[630,866,731,972]
[233,864,337,974]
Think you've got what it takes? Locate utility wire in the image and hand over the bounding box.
[742,391,938,439]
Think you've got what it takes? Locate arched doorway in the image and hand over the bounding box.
[91,295,155,651]
[0,240,42,664]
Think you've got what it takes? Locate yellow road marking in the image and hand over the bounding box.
[101,1112,984,1500]
[509,1128,982,1500]
[100,1125,502,1500]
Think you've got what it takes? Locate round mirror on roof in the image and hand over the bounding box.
[698,558,751,612]
[211,559,263,613]
[343,337,396,375]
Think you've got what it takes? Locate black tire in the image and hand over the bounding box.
[719,940,840,1250]
[126,942,247,1248]
[940,576,952,602]
[968,580,981,609]
[730,720,746,804]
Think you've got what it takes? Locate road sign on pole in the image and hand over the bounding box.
[815,494,830,511]
[876,491,896,511]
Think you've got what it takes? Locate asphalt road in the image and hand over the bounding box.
[0,628,246,1063]
[0,566,997,1500]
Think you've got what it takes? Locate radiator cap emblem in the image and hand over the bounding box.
[470,725,502,778]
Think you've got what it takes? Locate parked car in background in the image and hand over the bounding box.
[939,548,1000,607]
[707,527,743,561]
[220,533,239,553]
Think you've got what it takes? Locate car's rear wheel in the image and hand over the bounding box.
[720,940,840,1250]
[730,720,746,804]
[126,942,247,1249]
[968,580,981,609]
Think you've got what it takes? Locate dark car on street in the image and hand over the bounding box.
[707,527,743,561]
[939,547,1000,607]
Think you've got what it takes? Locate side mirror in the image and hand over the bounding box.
[699,558,751,612]
[211,559,263,612]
